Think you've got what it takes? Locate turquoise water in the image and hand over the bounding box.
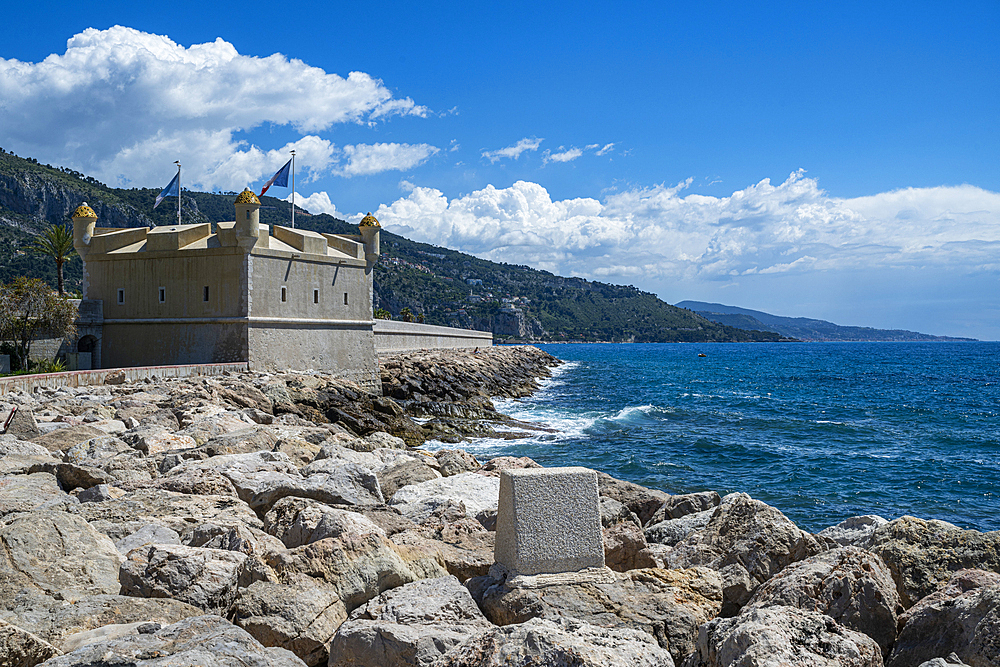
[454,342,1000,533]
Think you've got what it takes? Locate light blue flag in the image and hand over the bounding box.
[154,172,179,209]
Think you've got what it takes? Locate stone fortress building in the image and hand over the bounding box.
[70,190,387,391]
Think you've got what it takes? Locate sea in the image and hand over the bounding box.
[444,342,1000,534]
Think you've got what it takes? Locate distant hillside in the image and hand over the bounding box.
[0,147,788,343]
[676,301,975,342]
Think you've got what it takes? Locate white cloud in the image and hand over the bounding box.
[369,171,1000,289]
[543,147,584,164]
[287,191,343,217]
[596,143,615,155]
[0,26,427,190]
[481,137,543,163]
[337,143,439,177]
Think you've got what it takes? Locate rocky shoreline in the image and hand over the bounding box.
[0,345,997,667]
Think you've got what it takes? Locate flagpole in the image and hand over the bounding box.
[290,150,296,229]
[175,161,181,225]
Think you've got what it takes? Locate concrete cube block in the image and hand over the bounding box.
[495,466,604,576]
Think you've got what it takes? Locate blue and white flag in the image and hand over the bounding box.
[154,172,179,209]
[260,159,292,197]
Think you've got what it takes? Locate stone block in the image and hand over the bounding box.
[495,467,604,576]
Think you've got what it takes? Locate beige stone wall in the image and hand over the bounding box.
[247,250,370,322]
[248,322,378,390]
[87,249,247,320]
[373,320,493,353]
[102,321,248,368]
[246,250,378,390]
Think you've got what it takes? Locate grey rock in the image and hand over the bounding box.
[165,451,300,503]
[665,493,827,615]
[0,511,123,599]
[597,472,672,525]
[603,521,659,572]
[76,488,263,541]
[198,426,281,457]
[249,464,384,513]
[115,524,183,554]
[36,614,306,667]
[76,484,117,503]
[0,473,69,517]
[27,425,106,454]
[0,593,201,649]
[600,496,641,529]
[63,435,132,467]
[870,515,1000,608]
[645,509,715,547]
[887,570,1000,667]
[25,461,110,492]
[0,618,61,667]
[651,492,722,523]
[264,497,386,549]
[389,473,499,525]
[358,432,406,451]
[378,459,440,500]
[745,546,902,656]
[0,436,52,458]
[474,567,721,665]
[684,604,883,667]
[436,617,676,667]
[4,409,41,440]
[329,575,491,667]
[262,532,431,611]
[916,655,970,667]
[818,515,889,548]
[233,581,346,667]
[435,449,480,477]
[119,543,249,615]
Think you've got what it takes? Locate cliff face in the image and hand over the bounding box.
[0,167,150,233]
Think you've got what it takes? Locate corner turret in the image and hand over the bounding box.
[359,212,380,270]
[72,202,98,256]
[234,188,261,251]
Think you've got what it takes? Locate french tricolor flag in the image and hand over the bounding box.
[260,159,292,197]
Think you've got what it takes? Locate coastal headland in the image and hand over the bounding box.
[0,346,997,667]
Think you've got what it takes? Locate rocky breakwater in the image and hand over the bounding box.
[0,345,995,667]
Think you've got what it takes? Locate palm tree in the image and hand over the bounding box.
[29,223,76,295]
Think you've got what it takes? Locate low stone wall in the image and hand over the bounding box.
[374,320,492,353]
[0,361,248,395]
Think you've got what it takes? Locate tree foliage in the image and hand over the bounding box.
[29,223,76,295]
[0,277,76,371]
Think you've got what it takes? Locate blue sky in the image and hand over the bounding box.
[3,1,1000,338]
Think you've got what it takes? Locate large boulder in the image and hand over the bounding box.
[0,511,123,600]
[604,520,659,572]
[0,473,71,517]
[649,492,721,523]
[684,605,883,667]
[164,451,300,503]
[0,618,61,667]
[645,509,715,547]
[119,544,249,615]
[264,497,386,548]
[665,493,827,615]
[744,546,902,656]
[35,614,306,667]
[887,570,1000,667]
[473,567,721,665]
[378,459,440,500]
[436,617,676,667]
[262,532,442,611]
[870,516,1000,608]
[0,593,202,649]
[76,488,263,542]
[389,473,499,525]
[329,575,492,667]
[597,472,672,526]
[818,515,888,549]
[390,515,495,582]
[233,581,347,667]
[249,464,384,514]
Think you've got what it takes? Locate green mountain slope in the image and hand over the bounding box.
[677,300,975,342]
[0,149,785,342]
